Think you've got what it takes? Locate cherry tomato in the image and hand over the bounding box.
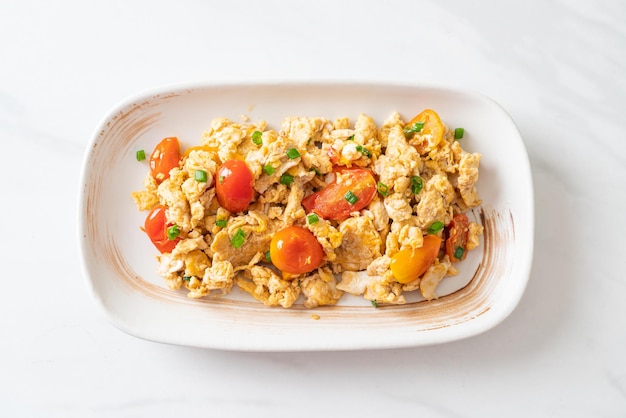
[215,159,255,213]
[406,109,444,153]
[183,145,220,163]
[301,167,376,221]
[270,226,324,275]
[445,213,469,262]
[144,205,179,253]
[390,235,442,284]
[150,137,181,184]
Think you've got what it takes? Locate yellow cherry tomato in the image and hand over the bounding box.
[405,109,444,153]
[390,235,442,284]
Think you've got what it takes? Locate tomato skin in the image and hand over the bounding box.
[390,235,442,284]
[270,226,324,275]
[445,214,469,262]
[215,160,255,213]
[150,137,181,184]
[406,109,444,153]
[144,205,179,253]
[301,168,377,221]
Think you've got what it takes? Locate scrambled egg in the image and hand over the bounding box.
[131,110,483,308]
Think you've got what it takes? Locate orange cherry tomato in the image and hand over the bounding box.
[406,109,444,153]
[150,137,181,184]
[144,205,179,253]
[390,235,442,284]
[270,226,324,275]
[445,213,469,262]
[215,159,255,213]
[301,167,376,221]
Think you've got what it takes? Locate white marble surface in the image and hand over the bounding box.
[1,0,625,416]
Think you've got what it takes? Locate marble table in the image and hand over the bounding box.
[1,0,624,416]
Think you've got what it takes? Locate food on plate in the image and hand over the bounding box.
[131,110,483,308]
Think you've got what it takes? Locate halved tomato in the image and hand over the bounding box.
[301,167,376,221]
[445,213,469,262]
[150,137,181,184]
[405,109,444,154]
[144,205,179,253]
[390,235,442,284]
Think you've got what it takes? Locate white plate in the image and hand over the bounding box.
[78,82,534,351]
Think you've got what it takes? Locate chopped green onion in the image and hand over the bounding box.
[307,137,312,145]
[307,213,319,224]
[371,300,379,308]
[347,135,355,141]
[183,276,191,282]
[286,148,300,159]
[280,173,294,185]
[404,121,424,138]
[231,228,246,249]
[377,182,389,197]
[411,176,423,195]
[194,169,208,182]
[215,219,227,228]
[263,164,275,175]
[167,225,181,240]
[136,149,146,161]
[356,145,371,157]
[427,221,444,234]
[219,175,225,184]
[252,130,263,145]
[454,127,465,139]
[265,251,271,263]
[309,167,321,176]
[344,190,358,205]
[454,246,466,260]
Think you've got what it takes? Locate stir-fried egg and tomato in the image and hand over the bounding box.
[131,110,483,308]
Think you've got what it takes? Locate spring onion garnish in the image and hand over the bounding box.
[307,213,319,224]
[344,190,358,205]
[280,173,294,185]
[167,225,181,240]
[219,175,225,184]
[403,121,425,138]
[194,169,208,182]
[371,300,379,308]
[356,145,371,157]
[286,148,300,159]
[454,127,465,139]
[377,182,389,197]
[183,276,191,282]
[252,130,263,145]
[309,166,321,176]
[411,176,424,195]
[265,251,271,263]
[454,246,465,260]
[263,164,275,175]
[215,219,227,228]
[136,149,146,161]
[347,135,355,141]
[427,221,444,235]
[231,228,246,249]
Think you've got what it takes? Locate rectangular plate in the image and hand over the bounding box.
[78,82,534,351]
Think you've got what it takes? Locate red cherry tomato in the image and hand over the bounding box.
[270,226,324,275]
[215,159,255,213]
[144,205,179,253]
[301,167,377,221]
[150,137,181,184]
[445,214,469,262]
